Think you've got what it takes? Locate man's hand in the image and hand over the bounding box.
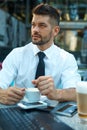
[0,86,25,105]
[32,76,57,100]
[32,76,76,102]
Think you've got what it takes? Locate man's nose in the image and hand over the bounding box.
[33,26,40,32]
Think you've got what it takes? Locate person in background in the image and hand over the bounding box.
[0,3,81,105]
[69,4,79,21]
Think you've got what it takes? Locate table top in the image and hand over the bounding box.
[0,103,87,130]
[58,113,87,130]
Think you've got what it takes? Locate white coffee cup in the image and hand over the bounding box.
[76,81,87,124]
[24,88,40,103]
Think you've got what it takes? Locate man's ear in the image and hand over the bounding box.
[54,26,60,37]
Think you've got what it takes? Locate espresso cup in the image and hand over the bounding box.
[25,88,40,103]
[76,81,87,124]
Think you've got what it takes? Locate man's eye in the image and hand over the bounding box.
[40,24,46,27]
[31,23,35,27]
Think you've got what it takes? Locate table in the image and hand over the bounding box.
[58,113,87,130]
[0,103,87,130]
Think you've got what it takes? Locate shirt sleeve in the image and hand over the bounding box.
[0,49,19,89]
[61,54,81,89]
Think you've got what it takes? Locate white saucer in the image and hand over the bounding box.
[17,101,47,109]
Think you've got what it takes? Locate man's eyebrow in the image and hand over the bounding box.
[39,22,46,25]
[31,22,45,24]
[31,22,47,26]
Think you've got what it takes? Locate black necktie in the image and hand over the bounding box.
[35,52,45,79]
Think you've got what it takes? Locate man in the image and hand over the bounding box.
[0,3,81,105]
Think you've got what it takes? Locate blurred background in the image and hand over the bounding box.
[0,0,87,76]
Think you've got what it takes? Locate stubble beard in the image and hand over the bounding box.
[32,31,52,46]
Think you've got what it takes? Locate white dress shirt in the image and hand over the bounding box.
[0,42,81,89]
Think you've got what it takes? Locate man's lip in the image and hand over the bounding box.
[32,35,40,38]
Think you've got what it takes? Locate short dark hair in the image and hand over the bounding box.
[32,3,60,26]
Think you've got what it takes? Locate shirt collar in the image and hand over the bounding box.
[32,43,55,59]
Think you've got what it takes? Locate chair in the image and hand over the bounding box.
[82,71,87,81]
[0,62,2,70]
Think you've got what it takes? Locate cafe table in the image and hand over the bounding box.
[58,112,87,130]
[0,103,87,130]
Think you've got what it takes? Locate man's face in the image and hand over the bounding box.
[31,14,54,46]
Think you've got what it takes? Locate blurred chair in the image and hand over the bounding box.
[78,70,87,81]
[81,26,87,64]
[0,46,13,62]
[0,62,2,70]
[82,71,87,81]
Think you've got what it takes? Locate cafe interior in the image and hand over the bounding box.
[0,0,87,130]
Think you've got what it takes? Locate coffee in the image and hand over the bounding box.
[77,93,87,118]
[76,81,87,122]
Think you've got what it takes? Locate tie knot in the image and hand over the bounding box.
[38,52,45,59]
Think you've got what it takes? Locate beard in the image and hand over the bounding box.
[32,31,52,46]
